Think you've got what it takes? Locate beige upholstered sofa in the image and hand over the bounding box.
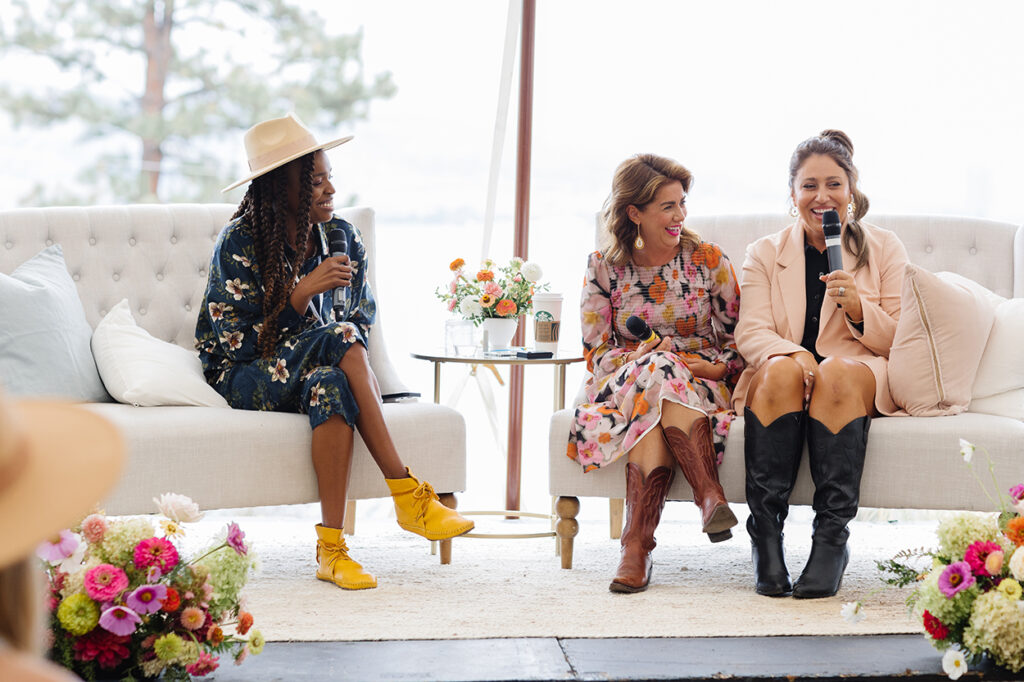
[549,214,1024,568]
[0,204,467,562]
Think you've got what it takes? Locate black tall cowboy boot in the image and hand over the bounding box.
[609,463,674,593]
[744,407,805,597]
[792,415,870,599]
[663,417,738,542]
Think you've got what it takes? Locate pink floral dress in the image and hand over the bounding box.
[568,242,743,472]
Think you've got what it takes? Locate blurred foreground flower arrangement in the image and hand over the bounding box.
[38,493,261,681]
[875,439,1024,678]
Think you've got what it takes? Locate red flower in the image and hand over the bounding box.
[72,629,131,670]
[237,611,254,636]
[922,610,949,640]
[162,587,181,612]
[133,537,180,573]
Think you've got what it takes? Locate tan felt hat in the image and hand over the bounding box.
[222,113,353,192]
[0,388,125,569]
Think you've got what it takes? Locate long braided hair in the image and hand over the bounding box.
[231,153,315,358]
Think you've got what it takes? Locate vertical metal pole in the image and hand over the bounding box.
[506,0,535,515]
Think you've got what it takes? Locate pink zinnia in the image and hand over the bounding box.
[80,514,108,544]
[187,651,220,676]
[226,522,248,556]
[99,605,141,636]
[483,281,503,297]
[964,540,1002,577]
[180,606,206,630]
[938,561,976,597]
[133,536,180,572]
[36,529,78,564]
[84,564,129,602]
[127,584,167,614]
[1009,484,1024,502]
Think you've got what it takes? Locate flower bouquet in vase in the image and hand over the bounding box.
[876,440,1024,679]
[436,256,549,350]
[39,493,262,681]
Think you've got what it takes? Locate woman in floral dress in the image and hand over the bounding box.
[568,154,743,593]
[195,114,474,591]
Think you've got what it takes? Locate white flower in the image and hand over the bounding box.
[460,298,483,317]
[521,261,543,283]
[270,359,290,383]
[942,648,967,680]
[153,493,204,523]
[57,537,87,574]
[958,438,974,463]
[1010,546,1024,581]
[840,601,865,624]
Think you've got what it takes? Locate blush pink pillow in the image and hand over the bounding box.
[887,264,996,416]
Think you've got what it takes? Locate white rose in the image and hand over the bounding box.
[521,261,543,283]
[1010,546,1024,581]
[460,298,483,317]
[153,493,204,523]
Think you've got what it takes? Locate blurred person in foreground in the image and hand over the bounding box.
[733,129,909,599]
[568,154,743,593]
[0,387,125,681]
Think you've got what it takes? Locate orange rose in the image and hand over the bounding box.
[476,270,494,282]
[449,258,465,271]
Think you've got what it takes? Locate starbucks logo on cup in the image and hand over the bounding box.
[535,310,554,322]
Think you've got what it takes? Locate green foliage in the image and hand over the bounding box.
[877,546,934,587]
[0,0,395,204]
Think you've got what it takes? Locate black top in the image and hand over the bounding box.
[800,244,828,363]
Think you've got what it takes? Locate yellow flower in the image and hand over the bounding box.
[249,629,266,655]
[153,633,185,662]
[997,577,1022,601]
[160,519,185,538]
[57,593,99,635]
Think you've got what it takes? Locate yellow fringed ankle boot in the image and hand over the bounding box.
[314,524,377,590]
[386,468,475,540]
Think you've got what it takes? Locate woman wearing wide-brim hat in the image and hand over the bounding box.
[196,114,474,590]
[0,388,125,681]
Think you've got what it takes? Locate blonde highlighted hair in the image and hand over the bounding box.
[601,154,699,266]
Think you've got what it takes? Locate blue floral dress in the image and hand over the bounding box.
[195,216,375,429]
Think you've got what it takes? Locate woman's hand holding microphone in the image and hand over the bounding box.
[623,315,726,380]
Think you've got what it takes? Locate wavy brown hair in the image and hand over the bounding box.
[601,154,698,266]
[789,129,871,271]
[232,153,315,358]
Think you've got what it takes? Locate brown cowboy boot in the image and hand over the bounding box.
[663,417,738,542]
[609,462,674,593]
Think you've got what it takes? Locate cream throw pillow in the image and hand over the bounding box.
[969,388,1024,420]
[91,299,230,408]
[887,265,996,416]
[971,297,1024,399]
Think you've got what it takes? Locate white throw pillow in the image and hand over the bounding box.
[91,299,230,408]
[969,388,1024,420]
[0,245,109,401]
[972,297,1024,399]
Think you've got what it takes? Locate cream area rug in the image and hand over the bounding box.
[174,501,937,642]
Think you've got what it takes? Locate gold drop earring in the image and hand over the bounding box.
[847,200,857,220]
[633,223,645,250]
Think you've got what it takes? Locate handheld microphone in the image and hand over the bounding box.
[822,209,843,273]
[625,315,659,345]
[328,227,348,320]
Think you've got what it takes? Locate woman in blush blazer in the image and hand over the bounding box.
[733,130,909,600]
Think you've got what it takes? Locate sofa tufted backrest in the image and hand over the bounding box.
[0,203,409,396]
[679,213,1022,299]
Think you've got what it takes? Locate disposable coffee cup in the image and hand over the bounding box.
[532,292,562,353]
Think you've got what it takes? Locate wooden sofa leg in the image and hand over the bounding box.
[556,496,580,569]
[609,498,624,539]
[342,500,357,536]
[437,493,457,565]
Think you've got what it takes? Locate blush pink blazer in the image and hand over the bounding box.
[732,221,909,415]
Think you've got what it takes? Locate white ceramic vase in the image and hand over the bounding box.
[480,317,518,350]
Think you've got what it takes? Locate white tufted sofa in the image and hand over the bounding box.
[0,204,468,559]
[549,213,1024,568]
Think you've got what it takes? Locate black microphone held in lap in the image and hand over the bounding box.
[328,227,348,320]
[822,209,843,308]
[625,315,659,345]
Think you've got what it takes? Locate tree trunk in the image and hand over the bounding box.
[141,1,173,198]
